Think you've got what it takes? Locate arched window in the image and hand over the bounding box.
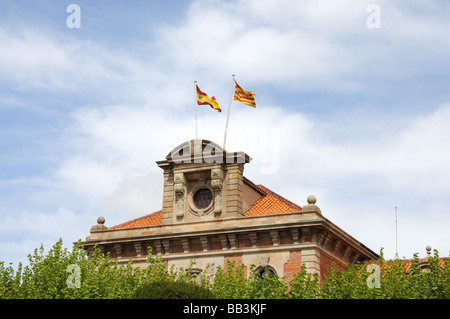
[257,267,276,279]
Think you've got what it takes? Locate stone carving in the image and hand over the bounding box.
[211,168,223,216]
[203,262,216,282]
[174,173,186,221]
[260,256,269,268]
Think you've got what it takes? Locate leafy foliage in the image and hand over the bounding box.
[288,263,320,299]
[1,240,448,299]
[132,280,216,299]
[320,248,450,299]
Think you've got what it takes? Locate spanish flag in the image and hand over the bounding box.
[196,85,221,112]
[233,80,256,108]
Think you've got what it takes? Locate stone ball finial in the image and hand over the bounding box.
[307,195,317,205]
[97,216,105,225]
[302,195,321,214]
[426,245,432,256]
[90,216,107,233]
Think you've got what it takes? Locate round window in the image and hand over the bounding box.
[193,188,212,209]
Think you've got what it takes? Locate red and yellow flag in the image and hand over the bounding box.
[196,85,221,112]
[233,80,256,108]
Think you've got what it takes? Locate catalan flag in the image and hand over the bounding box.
[196,85,221,112]
[233,80,256,108]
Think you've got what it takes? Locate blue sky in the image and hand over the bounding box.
[1,0,449,266]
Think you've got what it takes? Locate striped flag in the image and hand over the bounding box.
[233,80,256,108]
[196,85,221,112]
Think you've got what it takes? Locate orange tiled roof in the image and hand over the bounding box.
[109,210,162,229]
[244,184,302,217]
[109,180,302,229]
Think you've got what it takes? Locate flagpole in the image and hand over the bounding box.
[194,81,198,140]
[223,74,235,150]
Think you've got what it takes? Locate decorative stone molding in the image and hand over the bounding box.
[330,239,339,252]
[290,228,299,244]
[161,239,170,254]
[310,228,319,243]
[211,168,223,217]
[219,234,228,250]
[134,242,142,257]
[181,238,189,253]
[319,231,329,247]
[203,263,216,281]
[270,230,279,246]
[173,173,186,221]
[249,232,257,247]
[154,240,162,255]
[228,234,238,249]
[339,244,348,259]
[260,256,270,268]
[200,236,209,251]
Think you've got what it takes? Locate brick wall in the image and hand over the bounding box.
[257,232,273,246]
[279,230,294,245]
[121,244,137,258]
[284,250,302,282]
[189,238,203,252]
[319,251,347,283]
[170,239,184,254]
[224,254,248,278]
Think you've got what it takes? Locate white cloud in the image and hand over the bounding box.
[155,0,450,92]
[0,207,92,266]
[102,174,163,218]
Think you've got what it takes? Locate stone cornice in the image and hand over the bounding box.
[85,211,317,243]
[82,210,378,261]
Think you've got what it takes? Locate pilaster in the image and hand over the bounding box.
[302,248,321,275]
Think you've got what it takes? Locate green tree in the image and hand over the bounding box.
[288,263,320,299]
[1,240,448,299]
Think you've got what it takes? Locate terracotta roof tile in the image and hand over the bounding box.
[244,184,302,217]
[109,210,161,229]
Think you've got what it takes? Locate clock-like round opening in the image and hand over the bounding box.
[193,188,212,209]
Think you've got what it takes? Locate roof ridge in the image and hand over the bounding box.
[109,210,162,229]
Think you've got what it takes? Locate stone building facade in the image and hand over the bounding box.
[83,139,378,282]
